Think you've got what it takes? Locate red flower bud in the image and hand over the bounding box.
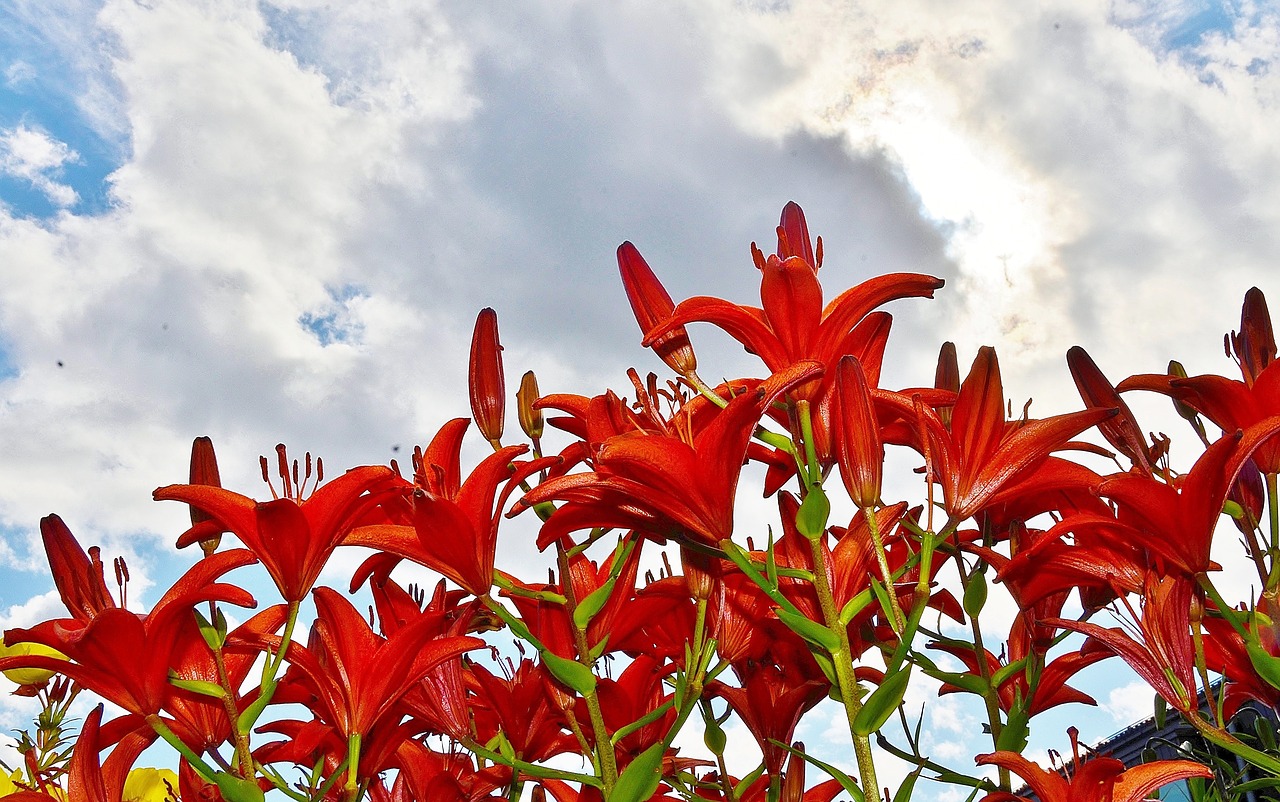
[188,436,224,555]
[469,307,505,445]
[776,201,820,269]
[834,356,882,509]
[617,241,697,375]
[1231,286,1275,386]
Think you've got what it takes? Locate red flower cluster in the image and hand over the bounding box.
[3,203,1277,802]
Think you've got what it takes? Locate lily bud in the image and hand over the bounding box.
[188,436,224,556]
[1066,346,1152,474]
[617,242,698,375]
[934,341,959,428]
[1230,457,1265,537]
[680,544,717,601]
[834,356,882,509]
[469,308,506,446]
[1231,287,1276,387]
[517,370,544,441]
[777,201,820,269]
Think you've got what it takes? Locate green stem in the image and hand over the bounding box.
[556,545,618,793]
[146,714,220,783]
[865,506,905,633]
[807,536,879,798]
[1267,473,1280,595]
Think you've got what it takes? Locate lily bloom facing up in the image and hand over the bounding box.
[977,727,1209,802]
[156,445,402,602]
[519,360,822,550]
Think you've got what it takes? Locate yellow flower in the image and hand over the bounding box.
[0,641,66,686]
[123,767,178,802]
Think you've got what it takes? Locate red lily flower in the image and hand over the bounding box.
[1049,573,1199,714]
[1094,420,1280,577]
[878,346,1115,522]
[345,418,555,596]
[710,658,828,778]
[470,307,506,445]
[37,514,116,623]
[1,547,256,719]
[1119,288,1280,472]
[469,659,579,764]
[644,205,943,385]
[155,447,401,601]
[270,586,483,780]
[392,739,510,802]
[618,242,698,376]
[501,538,641,660]
[976,745,1210,802]
[519,360,822,549]
[1066,346,1156,473]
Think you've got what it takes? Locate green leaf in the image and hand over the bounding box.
[923,669,989,697]
[961,571,987,619]
[703,716,727,755]
[572,578,617,629]
[892,767,922,802]
[853,667,911,736]
[989,656,1029,690]
[775,608,841,653]
[609,742,665,802]
[1247,641,1280,692]
[168,676,227,700]
[795,487,830,540]
[213,772,267,802]
[996,704,1030,753]
[770,741,865,802]
[236,676,277,734]
[838,589,875,626]
[193,608,225,650]
[1154,693,1168,730]
[542,652,598,696]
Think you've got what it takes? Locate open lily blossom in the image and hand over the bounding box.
[5,203,1280,802]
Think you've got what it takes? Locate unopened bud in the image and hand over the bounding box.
[468,308,506,446]
[189,436,224,555]
[517,370,544,441]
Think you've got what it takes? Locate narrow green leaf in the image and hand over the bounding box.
[542,652,598,695]
[853,667,911,736]
[236,677,277,734]
[990,656,1029,690]
[168,676,227,700]
[922,668,989,696]
[775,608,841,653]
[193,608,224,650]
[770,741,865,802]
[892,767,922,802]
[1247,641,1280,692]
[572,577,617,629]
[838,589,875,626]
[609,742,665,802]
[1154,693,1168,730]
[962,571,987,619]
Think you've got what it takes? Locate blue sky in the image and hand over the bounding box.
[2,0,1280,796]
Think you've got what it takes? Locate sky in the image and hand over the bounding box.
[1,0,1279,795]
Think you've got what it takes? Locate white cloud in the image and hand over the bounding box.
[1,0,1279,774]
[0,124,80,207]
[1102,679,1159,725]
